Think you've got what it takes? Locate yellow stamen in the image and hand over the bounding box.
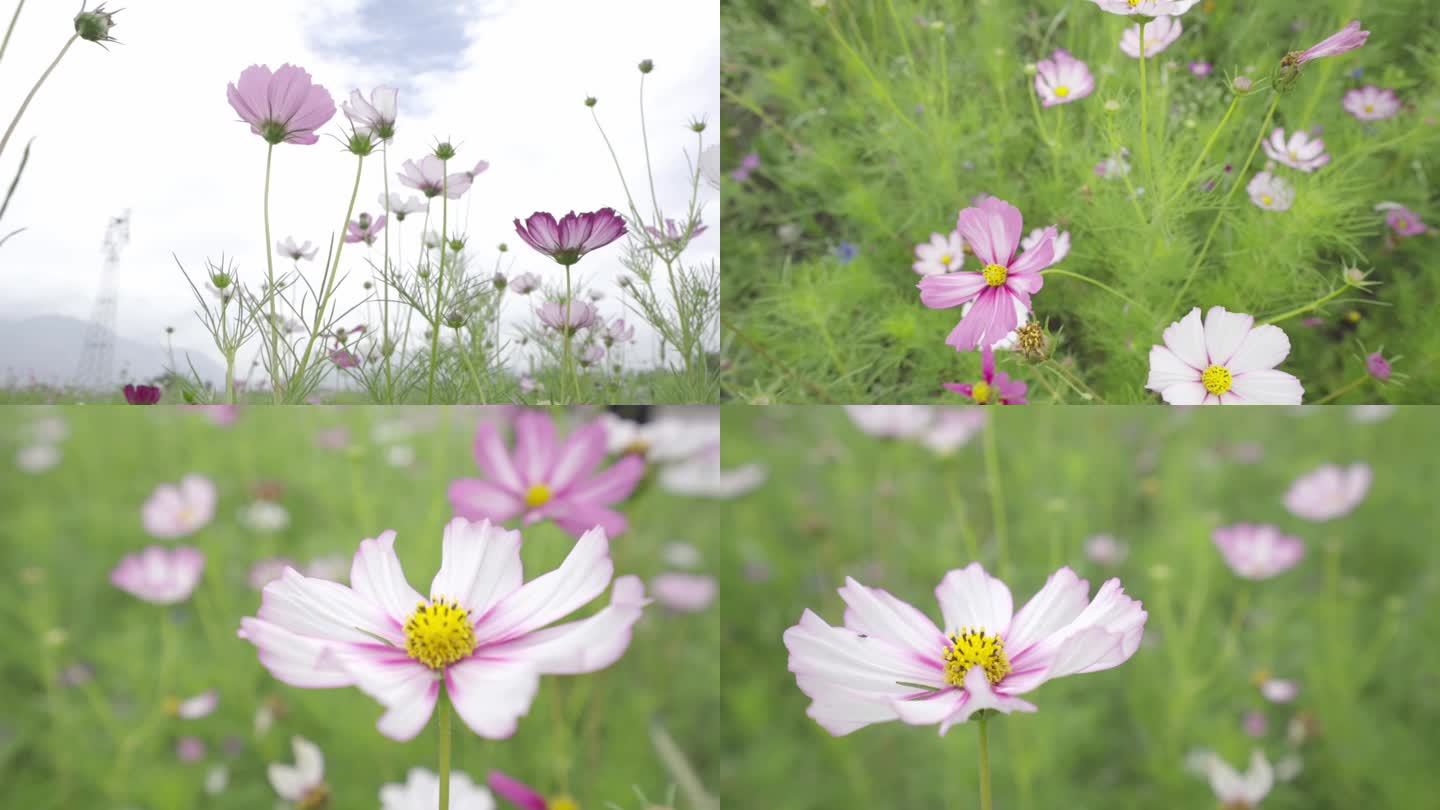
[942,628,1010,686]
[982,263,1008,287]
[1364,103,1375,113]
[1201,364,1232,396]
[524,483,552,508]
[971,382,992,405]
[1260,194,1274,207]
[940,253,953,266]
[298,784,331,810]
[1055,85,1070,98]
[403,599,477,670]
[1396,218,1409,230]
[551,798,581,810]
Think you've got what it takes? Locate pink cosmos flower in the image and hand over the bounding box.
[226,64,336,146]
[1022,226,1070,264]
[651,573,718,612]
[1292,20,1369,65]
[173,689,220,719]
[142,475,218,538]
[330,348,360,369]
[1085,535,1128,566]
[1247,171,1295,211]
[239,519,648,741]
[1212,524,1305,579]
[784,563,1146,735]
[1243,711,1268,738]
[1283,463,1371,521]
[344,213,387,245]
[644,218,708,246]
[1120,15,1183,59]
[380,193,427,220]
[398,156,473,199]
[510,272,541,295]
[922,410,989,455]
[538,301,596,334]
[1378,204,1426,236]
[578,343,605,367]
[1189,62,1213,77]
[943,346,1028,404]
[111,546,205,604]
[514,209,628,266]
[1366,351,1392,380]
[1262,128,1330,172]
[605,319,635,345]
[1088,0,1200,15]
[123,383,161,404]
[176,736,206,763]
[913,231,967,275]
[1146,306,1304,405]
[277,237,318,261]
[381,768,493,810]
[341,87,398,140]
[1343,86,1400,121]
[918,197,1055,350]
[447,410,646,538]
[489,771,572,810]
[1034,49,1094,107]
[1260,678,1299,703]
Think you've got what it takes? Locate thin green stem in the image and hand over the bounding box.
[0,33,77,164]
[1041,268,1154,318]
[428,165,450,404]
[1313,374,1371,405]
[456,326,487,403]
[381,142,393,397]
[982,416,1008,575]
[1166,92,1281,321]
[1138,22,1152,187]
[262,143,280,403]
[1262,286,1348,325]
[438,690,452,810]
[0,0,26,67]
[1169,94,1241,206]
[977,716,993,810]
[1042,359,1103,403]
[638,73,663,227]
[289,154,366,400]
[563,264,575,401]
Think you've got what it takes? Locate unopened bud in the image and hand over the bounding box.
[638,59,654,74]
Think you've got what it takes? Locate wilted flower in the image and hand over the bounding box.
[1120,15,1183,59]
[1262,128,1330,172]
[1247,171,1295,211]
[227,64,336,146]
[1034,49,1095,107]
[1342,86,1400,121]
[1289,20,1369,66]
[1283,463,1371,521]
[398,156,473,199]
[944,346,1028,405]
[111,546,205,604]
[143,475,217,538]
[1213,524,1305,579]
[342,87,399,140]
[514,209,628,266]
[913,231,967,276]
[1146,306,1303,405]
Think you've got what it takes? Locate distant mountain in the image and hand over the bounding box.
[0,315,225,389]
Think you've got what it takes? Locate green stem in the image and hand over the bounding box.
[457,326,487,403]
[290,154,366,400]
[1313,374,1371,405]
[381,142,393,397]
[0,33,77,164]
[0,0,26,67]
[1041,268,1154,318]
[438,690,452,810]
[638,73,663,227]
[977,716,993,810]
[262,143,280,403]
[563,264,575,401]
[428,164,449,404]
[1138,22,1152,188]
[1169,94,1241,206]
[1261,286,1348,325]
[1166,92,1281,321]
[982,416,1008,575]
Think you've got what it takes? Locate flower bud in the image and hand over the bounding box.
[74,5,119,44]
[638,59,654,74]
[432,142,458,161]
[584,96,598,108]
[444,310,467,329]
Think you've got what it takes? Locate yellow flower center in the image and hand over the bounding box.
[163,696,181,716]
[524,483,552,508]
[403,598,477,670]
[1364,103,1374,113]
[1201,364,1232,395]
[1260,194,1274,206]
[942,628,1010,686]
[982,263,1008,287]
[1127,0,1141,6]
[298,784,331,810]
[940,253,953,266]
[551,798,580,810]
[1396,218,1409,230]
[1055,85,1070,97]
[971,382,992,405]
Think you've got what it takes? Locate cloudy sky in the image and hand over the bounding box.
[0,0,718,383]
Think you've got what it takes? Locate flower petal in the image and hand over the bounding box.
[934,562,1014,635]
[349,530,424,624]
[486,575,648,674]
[1225,324,1290,375]
[445,657,541,739]
[838,577,947,661]
[474,527,612,644]
[1203,306,1254,367]
[429,518,524,616]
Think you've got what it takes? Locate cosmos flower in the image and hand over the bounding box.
[345,213,387,245]
[142,475,217,538]
[239,519,647,741]
[1342,86,1400,121]
[1260,677,1299,703]
[1366,351,1392,380]
[1283,463,1371,521]
[651,573,718,612]
[510,272,541,295]
[1022,227,1070,264]
[700,144,721,189]
[731,152,760,182]
[913,231,967,276]
[464,160,490,181]
[1262,129,1330,172]
[1291,20,1369,66]
[1034,49,1094,107]
[398,156,473,199]
[170,689,220,719]
[1247,172,1295,211]
[123,383,161,405]
[579,343,605,367]
[1120,15,1183,59]
[226,64,336,146]
[605,319,635,345]
[514,209,628,267]
[644,218,707,247]
[845,405,938,439]
[784,563,1146,735]
[1147,307,1303,405]
[537,301,597,334]
[176,736,206,763]
[489,771,578,810]
[447,410,646,538]
[1189,62,1213,77]
[111,546,205,604]
[1085,535,1128,566]
[601,412,718,463]
[1212,524,1305,579]
[381,768,494,810]
[276,237,319,261]
[1376,203,1426,236]
[658,446,768,499]
[918,197,1056,351]
[1088,0,1200,16]
[330,348,360,369]
[341,87,399,140]
[922,410,989,455]
[1189,750,1274,808]
[269,737,329,808]
[943,346,1028,404]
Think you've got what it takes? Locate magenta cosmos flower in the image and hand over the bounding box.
[143,474,218,538]
[538,300,596,334]
[943,346,1028,404]
[1120,15,1183,59]
[226,64,336,146]
[1247,171,1295,211]
[112,546,205,604]
[447,410,646,538]
[1376,202,1426,236]
[398,156,473,199]
[1262,128,1330,172]
[1343,86,1400,121]
[239,518,648,741]
[514,209,628,267]
[1034,49,1094,107]
[1366,351,1392,380]
[489,771,575,810]
[785,563,1146,735]
[918,197,1056,350]
[344,212,387,245]
[1089,0,1200,16]
[1283,463,1371,521]
[123,383,161,404]
[1147,307,1303,405]
[1212,524,1305,579]
[1290,20,1369,66]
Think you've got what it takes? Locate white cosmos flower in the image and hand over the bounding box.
[1262,128,1330,172]
[268,737,327,805]
[913,231,967,276]
[700,143,721,189]
[380,768,494,810]
[1146,306,1303,405]
[1120,15,1183,58]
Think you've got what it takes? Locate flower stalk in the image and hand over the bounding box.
[438,690,452,810]
[0,33,78,164]
[977,714,993,810]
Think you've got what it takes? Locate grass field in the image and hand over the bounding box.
[719,405,1440,808]
[721,1,1440,403]
[0,406,720,809]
